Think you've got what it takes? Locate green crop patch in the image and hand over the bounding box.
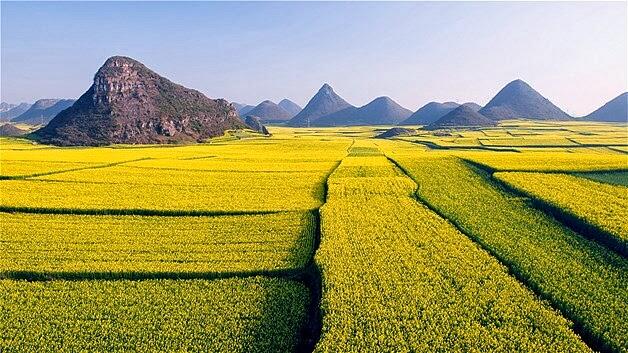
[385,150,628,353]
[577,171,628,186]
[495,172,628,256]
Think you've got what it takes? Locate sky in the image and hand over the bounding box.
[1,1,626,116]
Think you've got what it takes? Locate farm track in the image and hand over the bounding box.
[386,153,621,353]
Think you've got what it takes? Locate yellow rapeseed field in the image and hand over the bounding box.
[0,121,626,352]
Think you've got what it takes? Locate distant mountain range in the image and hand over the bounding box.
[314,96,412,126]
[426,105,496,130]
[234,103,255,116]
[11,99,75,125]
[399,101,480,125]
[278,99,302,117]
[232,99,301,122]
[288,84,354,127]
[0,102,32,122]
[584,92,627,122]
[35,56,249,146]
[246,100,293,122]
[287,85,412,127]
[0,102,16,112]
[479,79,571,120]
[5,67,625,143]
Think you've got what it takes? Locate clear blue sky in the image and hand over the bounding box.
[1,1,626,116]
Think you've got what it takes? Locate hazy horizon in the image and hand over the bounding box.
[1,1,626,116]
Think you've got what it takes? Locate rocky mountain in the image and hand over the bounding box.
[287,84,354,127]
[246,100,292,122]
[462,102,482,111]
[479,79,571,120]
[399,101,482,126]
[34,56,247,146]
[0,124,28,137]
[12,99,75,125]
[584,92,627,122]
[0,102,16,112]
[232,102,247,112]
[0,102,31,122]
[399,101,459,125]
[244,116,270,135]
[238,105,255,116]
[278,99,302,117]
[375,127,416,139]
[426,105,496,130]
[314,96,412,126]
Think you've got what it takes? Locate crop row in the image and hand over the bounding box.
[0,211,315,278]
[0,160,96,178]
[385,149,628,353]
[0,137,351,164]
[494,172,628,256]
[0,138,352,213]
[0,277,308,352]
[460,150,628,172]
[313,143,590,352]
[0,172,326,213]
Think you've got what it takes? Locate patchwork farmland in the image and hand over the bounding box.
[1,121,627,352]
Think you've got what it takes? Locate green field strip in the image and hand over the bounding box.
[312,143,591,352]
[388,154,628,353]
[493,172,628,258]
[0,277,309,353]
[574,170,628,186]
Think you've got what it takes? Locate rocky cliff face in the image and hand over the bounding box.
[244,116,270,135]
[35,56,246,146]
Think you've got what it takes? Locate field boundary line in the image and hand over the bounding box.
[0,267,311,282]
[0,157,153,180]
[0,207,288,217]
[411,140,520,152]
[295,139,353,353]
[384,154,606,353]
[121,164,327,174]
[566,137,628,148]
